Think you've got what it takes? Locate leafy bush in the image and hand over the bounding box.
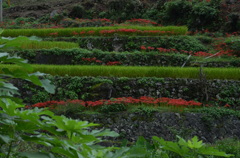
[224,13,240,32]
[160,0,192,25]
[225,40,240,57]
[68,5,91,19]
[218,85,240,109]
[214,138,240,158]
[153,136,233,157]
[59,35,205,52]
[98,103,127,113]
[189,0,221,31]
[130,106,158,117]
[159,0,222,31]
[155,35,208,52]
[106,0,145,22]
[50,102,87,116]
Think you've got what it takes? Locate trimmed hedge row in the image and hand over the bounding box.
[45,35,208,52]
[10,48,240,67]
[1,26,188,37]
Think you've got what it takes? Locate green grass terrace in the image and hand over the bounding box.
[1,26,188,37]
[1,65,239,80]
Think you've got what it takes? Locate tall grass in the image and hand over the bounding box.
[0,38,79,49]
[0,65,239,80]
[1,26,188,37]
[20,41,79,49]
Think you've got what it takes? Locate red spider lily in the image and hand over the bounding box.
[99,30,117,35]
[147,46,155,50]
[81,57,97,62]
[95,60,102,63]
[224,104,231,108]
[106,61,122,66]
[140,45,147,50]
[49,32,58,37]
[72,31,78,35]
[28,97,203,109]
[126,19,158,26]
[141,45,235,57]
[80,31,86,35]
[87,31,95,34]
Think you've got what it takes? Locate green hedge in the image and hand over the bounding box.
[10,48,190,66]
[1,26,188,37]
[1,64,239,80]
[46,35,208,52]
[10,48,240,67]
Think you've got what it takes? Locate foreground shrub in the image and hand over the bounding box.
[214,138,240,158]
[153,136,233,157]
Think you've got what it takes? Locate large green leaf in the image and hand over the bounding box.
[40,79,55,94]
[90,129,119,137]
[28,36,42,41]
[0,134,12,144]
[187,136,203,149]
[198,146,234,157]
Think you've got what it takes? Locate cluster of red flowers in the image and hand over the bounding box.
[81,57,121,65]
[106,61,122,65]
[75,18,112,23]
[140,45,234,57]
[68,29,176,37]
[213,42,235,56]
[189,29,240,37]
[49,32,59,36]
[28,96,202,109]
[125,19,158,26]
[81,57,102,63]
